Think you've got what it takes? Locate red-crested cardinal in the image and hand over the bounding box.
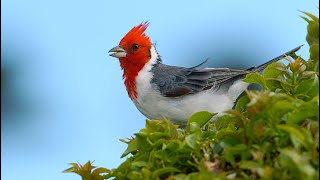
[109,22,301,126]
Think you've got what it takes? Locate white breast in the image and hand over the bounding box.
[133,46,249,125]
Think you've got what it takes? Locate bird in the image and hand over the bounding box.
[108,22,302,126]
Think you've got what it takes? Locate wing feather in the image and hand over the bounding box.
[150,63,250,97]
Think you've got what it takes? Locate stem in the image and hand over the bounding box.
[292,72,297,86]
[292,72,297,94]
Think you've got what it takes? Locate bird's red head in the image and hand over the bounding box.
[109,22,152,100]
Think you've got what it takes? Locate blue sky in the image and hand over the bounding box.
[1,1,318,179]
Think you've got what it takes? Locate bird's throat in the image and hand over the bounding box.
[120,58,149,100]
[120,45,159,101]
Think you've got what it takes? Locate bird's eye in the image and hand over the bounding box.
[131,43,139,51]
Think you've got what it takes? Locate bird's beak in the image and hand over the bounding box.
[108,46,127,58]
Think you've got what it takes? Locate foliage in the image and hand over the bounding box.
[63,161,110,180]
[64,11,319,180]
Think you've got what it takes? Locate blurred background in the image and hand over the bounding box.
[1,1,318,179]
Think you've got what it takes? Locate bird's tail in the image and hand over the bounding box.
[254,45,303,72]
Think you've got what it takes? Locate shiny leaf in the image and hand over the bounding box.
[243,72,268,89]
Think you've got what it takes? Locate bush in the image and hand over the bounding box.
[64,11,319,180]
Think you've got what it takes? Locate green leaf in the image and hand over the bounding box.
[264,62,287,90]
[264,62,287,78]
[173,174,188,180]
[310,44,319,61]
[216,124,245,144]
[277,124,309,149]
[301,71,318,79]
[121,138,137,158]
[287,96,319,123]
[214,115,240,130]
[295,75,319,99]
[187,111,216,128]
[239,161,261,170]
[223,144,248,164]
[306,21,319,46]
[92,167,110,175]
[301,11,319,23]
[163,140,180,151]
[131,161,149,167]
[279,149,317,179]
[63,161,107,180]
[235,95,250,112]
[83,161,95,172]
[151,167,180,179]
[287,110,316,124]
[63,166,79,173]
[145,119,164,132]
[220,136,240,149]
[243,72,268,89]
[164,119,179,138]
[185,133,199,149]
[188,122,201,133]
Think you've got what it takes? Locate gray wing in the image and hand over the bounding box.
[150,63,250,97]
[150,45,303,97]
